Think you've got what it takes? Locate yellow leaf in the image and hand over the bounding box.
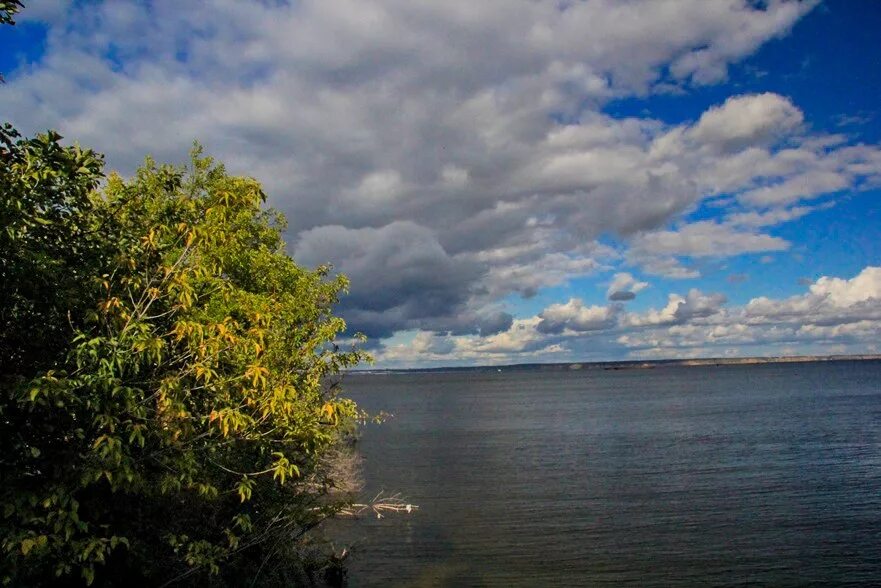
[21,538,34,555]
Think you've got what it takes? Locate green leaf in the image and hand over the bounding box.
[20,539,34,556]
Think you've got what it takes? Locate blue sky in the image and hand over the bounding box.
[3,1,881,367]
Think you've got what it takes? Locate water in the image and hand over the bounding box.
[335,362,881,587]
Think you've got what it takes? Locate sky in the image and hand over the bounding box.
[2,0,881,368]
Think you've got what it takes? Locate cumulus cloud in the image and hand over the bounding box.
[689,93,804,152]
[625,289,727,327]
[537,299,619,334]
[465,317,550,355]
[745,266,881,326]
[293,221,484,337]
[377,331,459,365]
[477,247,608,300]
[606,272,648,299]
[411,332,456,355]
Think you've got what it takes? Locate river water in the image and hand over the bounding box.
[335,361,881,586]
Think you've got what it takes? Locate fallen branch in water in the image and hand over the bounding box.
[336,492,419,519]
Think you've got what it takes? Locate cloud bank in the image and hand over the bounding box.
[381,266,881,366]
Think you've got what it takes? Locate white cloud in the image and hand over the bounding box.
[689,93,804,152]
[739,170,849,206]
[625,289,727,327]
[811,267,881,305]
[351,170,406,204]
[537,299,619,334]
[746,266,881,324]
[465,317,547,354]
[627,221,790,277]
[631,222,791,257]
[724,205,816,228]
[376,331,457,366]
[478,248,608,300]
[607,272,648,296]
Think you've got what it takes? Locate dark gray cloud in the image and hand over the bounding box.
[608,290,636,301]
[673,290,727,323]
[294,221,487,337]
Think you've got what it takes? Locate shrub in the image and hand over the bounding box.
[1,127,368,585]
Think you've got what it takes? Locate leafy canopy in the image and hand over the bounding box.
[1,127,368,586]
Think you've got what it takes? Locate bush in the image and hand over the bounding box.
[0,126,368,585]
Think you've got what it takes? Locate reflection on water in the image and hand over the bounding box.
[334,362,881,587]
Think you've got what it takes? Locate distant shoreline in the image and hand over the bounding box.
[349,354,881,375]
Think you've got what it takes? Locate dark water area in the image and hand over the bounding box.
[335,361,881,587]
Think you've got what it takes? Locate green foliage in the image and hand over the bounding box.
[0,1,23,26]
[0,124,106,373]
[1,128,369,585]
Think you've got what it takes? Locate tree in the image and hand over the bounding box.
[0,124,106,374]
[1,127,369,585]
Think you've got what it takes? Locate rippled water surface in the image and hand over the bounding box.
[335,362,881,587]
